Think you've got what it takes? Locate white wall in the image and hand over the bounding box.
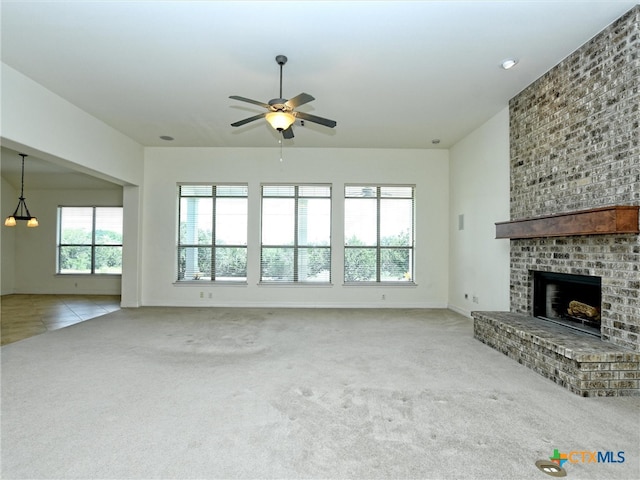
[1,60,512,310]
[11,188,123,295]
[142,147,450,307]
[121,185,143,307]
[448,108,511,316]
[1,176,17,294]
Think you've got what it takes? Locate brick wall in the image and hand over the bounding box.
[508,6,640,351]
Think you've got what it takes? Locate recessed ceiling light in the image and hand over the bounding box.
[160,135,174,141]
[500,58,519,70]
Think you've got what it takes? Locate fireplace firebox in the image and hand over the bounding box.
[533,271,602,336]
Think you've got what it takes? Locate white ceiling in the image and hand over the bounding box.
[1,1,637,186]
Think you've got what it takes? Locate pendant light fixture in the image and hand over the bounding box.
[4,153,38,227]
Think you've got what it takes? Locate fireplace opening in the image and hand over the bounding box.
[533,271,602,336]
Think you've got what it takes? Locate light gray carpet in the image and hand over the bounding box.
[2,307,639,479]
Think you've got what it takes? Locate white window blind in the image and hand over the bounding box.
[261,185,331,283]
[57,206,123,274]
[344,185,414,283]
[177,185,248,282]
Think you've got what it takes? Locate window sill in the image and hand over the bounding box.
[173,281,248,286]
[56,273,122,277]
[258,282,333,287]
[343,282,417,287]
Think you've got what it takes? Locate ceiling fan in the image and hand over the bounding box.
[230,55,337,139]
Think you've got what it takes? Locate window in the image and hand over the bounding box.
[261,185,331,283]
[177,185,248,282]
[344,185,414,283]
[57,207,123,274]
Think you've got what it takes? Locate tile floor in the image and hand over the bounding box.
[0,294,121,346]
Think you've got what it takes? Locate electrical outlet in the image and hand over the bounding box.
[382,294,386,300]
[208,292,213,299]
[473,296,479,303]
[199,291,204,298]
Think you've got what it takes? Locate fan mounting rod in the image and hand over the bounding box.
[275,55,287,99]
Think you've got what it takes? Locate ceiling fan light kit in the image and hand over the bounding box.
[265,111,295,131]
[230,55,336,139]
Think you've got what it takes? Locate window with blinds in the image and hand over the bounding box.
[261,185,331,283]
[344,185,414,283]
[177,185,248,282]
[57,206,123,274]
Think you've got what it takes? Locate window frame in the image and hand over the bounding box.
[344,184,415,285]
[56,206,123,275]
[260,184,332,284]
[176,184,249,283]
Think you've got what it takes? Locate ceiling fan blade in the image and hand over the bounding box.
[285,93,315,109]
[231,112,266,127]
[295,111,337,128]
[229,95,270,109]
[282,126,294,139]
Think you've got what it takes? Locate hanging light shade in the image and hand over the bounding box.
[5,153,38,228]
[265,111,295,131]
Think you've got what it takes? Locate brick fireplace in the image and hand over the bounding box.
[473,6,640,396]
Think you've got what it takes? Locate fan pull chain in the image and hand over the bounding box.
[279,136,283,162]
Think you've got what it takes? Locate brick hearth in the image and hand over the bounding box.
[473,312,640,397]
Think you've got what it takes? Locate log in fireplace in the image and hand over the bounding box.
[532,271,602,336]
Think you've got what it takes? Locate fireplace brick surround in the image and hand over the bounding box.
[473,6,640,396]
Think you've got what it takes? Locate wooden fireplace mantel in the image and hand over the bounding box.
[495,206,639,239]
